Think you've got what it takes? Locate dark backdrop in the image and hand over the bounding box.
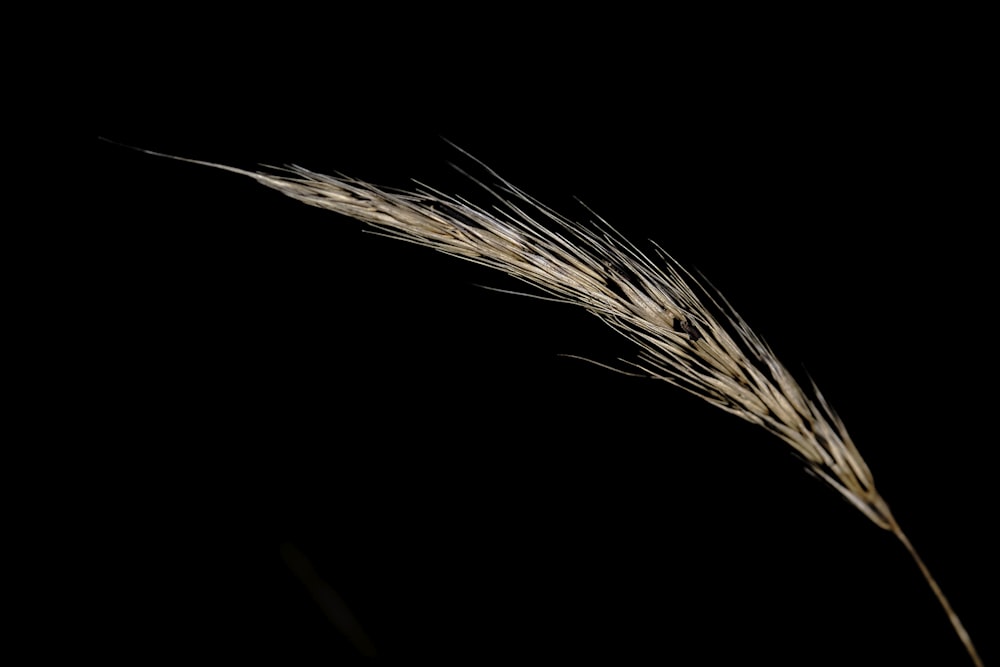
[95,15,991,665]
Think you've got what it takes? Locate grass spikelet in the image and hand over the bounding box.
[132,144,982,666]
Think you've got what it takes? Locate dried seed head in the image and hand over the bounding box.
[127,143,981,666]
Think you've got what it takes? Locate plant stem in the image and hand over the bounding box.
[889,518,982,667]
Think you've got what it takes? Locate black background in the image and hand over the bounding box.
[96,11,992,666]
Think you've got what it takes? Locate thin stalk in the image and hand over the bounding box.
[889,518,983,667]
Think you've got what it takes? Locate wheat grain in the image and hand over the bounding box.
[131,144,982,666]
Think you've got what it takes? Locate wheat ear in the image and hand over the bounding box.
[140,146,981,665]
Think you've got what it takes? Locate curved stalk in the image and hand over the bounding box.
[889,518,982,667]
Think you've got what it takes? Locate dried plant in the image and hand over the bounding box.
[131,144,981,665]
